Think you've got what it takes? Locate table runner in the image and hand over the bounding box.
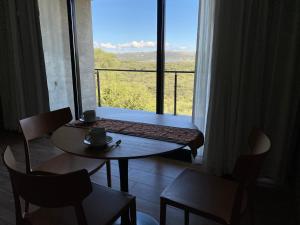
[68,118,204,151]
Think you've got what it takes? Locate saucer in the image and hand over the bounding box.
[79,116,100,123]
[83,136,113,147]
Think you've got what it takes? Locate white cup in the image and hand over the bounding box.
[85,127,106,146]
[83,110,96,122]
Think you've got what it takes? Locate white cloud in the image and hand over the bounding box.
[130,40,156,48]
[95,40,156,50]
[93,41,101,48]
[100,42,117,49]
[94,40,194,52]
[179,46,188,50]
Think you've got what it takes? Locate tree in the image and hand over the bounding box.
[94,48,121,68]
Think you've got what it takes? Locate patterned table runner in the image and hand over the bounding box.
[69,118,204,151]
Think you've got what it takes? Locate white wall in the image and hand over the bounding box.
[38,0,96,115]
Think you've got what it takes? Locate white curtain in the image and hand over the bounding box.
[0,0,49,130]
[193,0,300,183]
[192,0,215,133]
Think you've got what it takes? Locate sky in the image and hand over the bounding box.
[91,0,199,53]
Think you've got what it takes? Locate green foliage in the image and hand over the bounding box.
[100,75,155,111]
[94,48,194,115]
[94,48,120,68]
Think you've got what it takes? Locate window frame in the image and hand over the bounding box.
[67,0,167,118]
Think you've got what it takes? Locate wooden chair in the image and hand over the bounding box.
[19,107,111,188]
[228,128,271,225]
[231,128,271,188]
[160,129,271,225]
[2,146,136,225]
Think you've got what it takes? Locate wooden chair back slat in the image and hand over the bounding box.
[2,146,92,209]
[3,145,18,171]
[248,128,271,155]
[19,107,72,141]
[19,107,72,173]
[232,128,271,187]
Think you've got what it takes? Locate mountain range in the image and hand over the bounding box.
[116,51,195,62]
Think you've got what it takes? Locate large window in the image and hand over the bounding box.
[61,0,199,118]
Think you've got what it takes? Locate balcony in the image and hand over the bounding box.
[94,68,195,116]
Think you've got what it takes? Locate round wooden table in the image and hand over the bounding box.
[51,126,184,225]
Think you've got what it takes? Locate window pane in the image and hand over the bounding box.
[92,0,157,112]
[164,0,199,115]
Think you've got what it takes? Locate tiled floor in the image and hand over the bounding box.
[0,130,297,225]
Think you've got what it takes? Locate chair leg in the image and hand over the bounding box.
[75,204,88,225]
[106,161,112,187]
[160,198,167,225]
[184,209,189,225]
[121,209,130,225]
[130,199,136,225]
[249,197,255,225]
[25,201,29,213]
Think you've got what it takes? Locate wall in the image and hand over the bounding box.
[38,0,96,115]
[75,0,96,112]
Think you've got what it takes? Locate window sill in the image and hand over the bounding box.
[96,106,195,129]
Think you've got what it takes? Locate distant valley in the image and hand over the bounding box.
[94,48,195,115]
[116,51,195,62]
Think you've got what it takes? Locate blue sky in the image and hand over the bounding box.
[92,0,199,52]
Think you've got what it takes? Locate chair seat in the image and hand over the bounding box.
[25,183,134,225]
[161,169,241,224]
[33,153,105,175]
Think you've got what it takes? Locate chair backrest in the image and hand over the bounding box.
[19,107,72,141]
[232,128,271,188]
[19,107,72,173]
[2,146,92,225]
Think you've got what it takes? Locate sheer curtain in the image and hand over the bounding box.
[192,0,215,134]
[193,0,299,183]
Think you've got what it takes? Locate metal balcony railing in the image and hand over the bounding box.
[94,68,194,115]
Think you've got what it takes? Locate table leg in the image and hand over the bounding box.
[118,159,130,224]
[118,159,129,192]
[117,159,158,225]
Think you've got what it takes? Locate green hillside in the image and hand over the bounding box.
[94,48,195,115]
